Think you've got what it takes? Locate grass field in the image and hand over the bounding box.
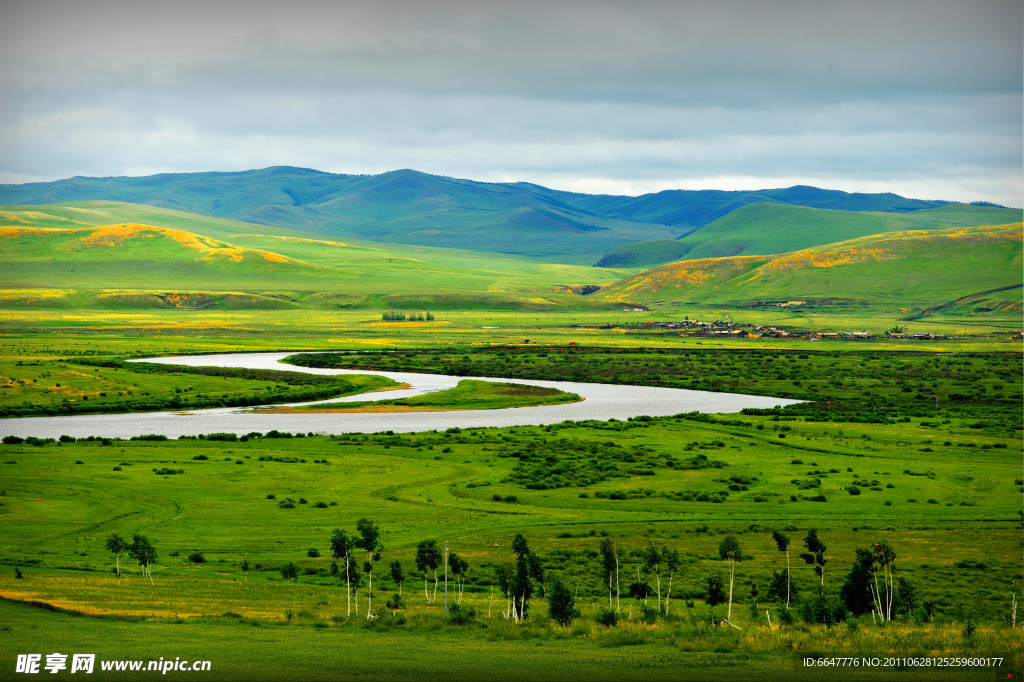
[0,313,1021,680]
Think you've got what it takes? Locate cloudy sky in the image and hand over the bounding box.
[1,0,1021,204]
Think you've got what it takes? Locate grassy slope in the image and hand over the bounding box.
[597,203,1023,267]
[598,223,1023,307]
[0,202,635,309]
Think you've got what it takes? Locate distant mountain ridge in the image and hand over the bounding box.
[0,166,994,264]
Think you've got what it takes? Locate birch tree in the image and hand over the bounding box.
[354,518,382,619]
[104,533,129,583]
[871,541,896,621]
[642,542,663,612]
[800,529,828,592]
[718,534,742,620]
[770,530,792,608]
[330,528,356,616]
[128,534,157,585]
[663,547,680,614]
[598,536,620,612]
[390,560,405,599]
[415,539,442,605]
[511,533,543,621]
[448,552,469,605]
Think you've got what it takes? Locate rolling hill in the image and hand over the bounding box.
[0,167,989,263]
[0,203,633,310]
[595,202,1023,267]
[597,223,1023,309]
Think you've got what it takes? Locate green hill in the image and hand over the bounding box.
[2,167,990,263]
[598,223,1023,308]
[595,202,1023,267]
[0,202,633,310]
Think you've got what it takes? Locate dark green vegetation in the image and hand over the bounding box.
[286,347,1023,424]
[285,379,581,413]
[1,167,998,263]
[595,203,1022,267]
[598,224,1023,308]
[0,355,396,418]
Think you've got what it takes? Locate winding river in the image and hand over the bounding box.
[0,352,801,438]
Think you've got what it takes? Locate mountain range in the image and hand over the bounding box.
[4,166,1013,266]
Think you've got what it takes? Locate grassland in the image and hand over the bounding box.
[0,316,1021,680]
[0,403,1020,680]
[270,379,581,413]
[596,203,1023,267]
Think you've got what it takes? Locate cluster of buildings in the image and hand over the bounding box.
[577,319,951,341]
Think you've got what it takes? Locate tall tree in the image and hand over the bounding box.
[241,556,249,582]
[448,552,469,605]
[128,534,157,585]
[872,541,897,621]
[770,530,792,609]
[800,529,828,592]
[415,539,442,605]
[718,533,742,620]
[330,528,356,616]
[510,533,544,621]
[663,547,681,614]
[104,533,129,583]
[495,561,515,619]
[354,518,382,619]
[839,548,876,616]
[390,560,405,598]
[642,541,663,613]
[598,536,620,612]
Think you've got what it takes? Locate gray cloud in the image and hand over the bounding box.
[0,0,1021,204]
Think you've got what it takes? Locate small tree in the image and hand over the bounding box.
[105,533,129,583]
[770,530,791,608]
[642,541,663,613]
[242,557,249,582]
[663,547,681,614]
[281,562,299,581]
[704,572,726,615]
[548,574,580,626]
[448,552,469,605]
[390,560,405,598]
[598,536,620,612]
[354,518,382,618]
[415,539,442,605]
[718,533,742,620]
[330,529,356,616]
[800,529,828,592]
[128,534,157,584]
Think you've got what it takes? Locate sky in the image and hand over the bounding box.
[0,0,1021,205]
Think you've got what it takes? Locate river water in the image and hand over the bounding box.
[0,352,800,438]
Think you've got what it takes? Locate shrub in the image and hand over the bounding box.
[447,603,477,625]
[595,608,619,627]
[266,494,276,499]
[188,552,205,564]
[847,487,861,496]
[307,548,320,558]
[2,436,24,445]
[639,604,659,624]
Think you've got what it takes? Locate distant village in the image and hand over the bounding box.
[579,318,951,340]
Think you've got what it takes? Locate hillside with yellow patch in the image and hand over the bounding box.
[600,223,1023,305]
[0,223,304,266]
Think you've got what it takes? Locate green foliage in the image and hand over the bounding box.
[594,608,618,627]
[547,575,580,626]
[704,572,726,607]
